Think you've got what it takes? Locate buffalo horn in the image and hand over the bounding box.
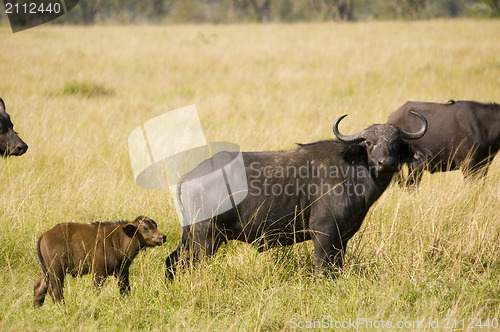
[400,111,428,140]
[333,115,365,143]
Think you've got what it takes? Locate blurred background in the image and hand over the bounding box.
[1,0,499,25]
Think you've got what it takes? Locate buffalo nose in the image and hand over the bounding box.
[11,142,28,156]
[377,158,397,170]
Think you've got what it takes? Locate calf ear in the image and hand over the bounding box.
[342,144,367,165]
[123,224,138,238]
[0,99,5,113]
[401,143,430,163]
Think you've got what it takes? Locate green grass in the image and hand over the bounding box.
[53,81,116,98]
[0,20,499,330]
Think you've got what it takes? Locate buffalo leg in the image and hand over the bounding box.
[165,223,205,280]
[204,225,227,257]
[33,274,48,307]
[165,226,190,280]
[312,231,344,276]
[165,223,226,280]
[165,246,180,280]
[165,242,197,279]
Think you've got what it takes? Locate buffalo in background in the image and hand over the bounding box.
[166,112,428,279]
[0,98,28,157]
[388,100,500,187]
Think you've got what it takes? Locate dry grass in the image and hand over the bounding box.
[0,20,499,330]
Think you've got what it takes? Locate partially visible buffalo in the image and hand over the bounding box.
[33,216,166,307]
[388,100,500,187]
[165,112,428,279]
[0,98,28,157]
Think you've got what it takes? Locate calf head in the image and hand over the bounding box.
[0,98,28,157]
[123,216,166,247]
[334,111,428,174]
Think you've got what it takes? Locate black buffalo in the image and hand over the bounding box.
[388,100,500,187]
[166,113,428,278]
[0,98,28,157]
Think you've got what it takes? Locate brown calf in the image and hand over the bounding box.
[33,216,166,307]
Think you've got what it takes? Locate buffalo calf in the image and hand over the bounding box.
[33,216,166,307]
[0,98,28,157]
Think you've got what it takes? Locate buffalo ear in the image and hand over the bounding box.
[123,224,138,238]
[400,142,430,163]
[342,144,367,165]
[0,98,5,113]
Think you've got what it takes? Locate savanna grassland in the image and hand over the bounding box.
[0,20,499,331]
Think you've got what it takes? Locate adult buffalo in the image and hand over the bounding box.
[0,98,28,157]
[166,113,428,279]
[388,100,500,187]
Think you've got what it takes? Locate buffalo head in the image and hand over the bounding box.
[0,98,28,157]
[333,111,427,173]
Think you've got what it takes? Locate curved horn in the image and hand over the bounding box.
[333,115,365,143]
[400,111,428,140]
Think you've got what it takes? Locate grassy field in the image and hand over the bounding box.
[0,20,499,331]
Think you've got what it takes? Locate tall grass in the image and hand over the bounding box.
[0,20,499,330]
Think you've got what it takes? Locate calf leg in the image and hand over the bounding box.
[93,269,107,289]
[117,272,131,295]
[33,274,48,307]
[47,265,65,304]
